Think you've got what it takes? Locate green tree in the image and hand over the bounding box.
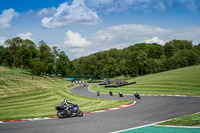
[136,51,149,76]
[57,51,70,76]
[164,40,193,58]
[5,37,23,67]
[30,58,46,76]
[38,41,54,75]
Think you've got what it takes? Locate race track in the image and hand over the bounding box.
[0,84,200,133]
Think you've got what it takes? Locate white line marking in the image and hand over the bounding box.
[94,110,106,113]
[110,111,200,133]
[110,119,173,133]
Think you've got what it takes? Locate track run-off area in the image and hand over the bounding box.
[0,83,200,133]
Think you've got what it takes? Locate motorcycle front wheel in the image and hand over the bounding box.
[77,110,83,117]
[57,110,68,118]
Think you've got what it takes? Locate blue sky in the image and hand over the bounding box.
[0,0,200,59]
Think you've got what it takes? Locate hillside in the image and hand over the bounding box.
[0,67,131,121]
[90,65,200,96]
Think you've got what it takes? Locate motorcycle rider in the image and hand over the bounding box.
[134,92,139,98]
[62,99,70,105]
[97,90,100,96]
[119,91,123,97]
[109,90,113,96]
[62,99,72,111]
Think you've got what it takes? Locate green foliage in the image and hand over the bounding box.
[70,40,200,78]
[30,58,46,75]
[1,37,70,77]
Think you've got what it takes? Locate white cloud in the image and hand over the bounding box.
[177,0,199,11]
[86,0,200,12]
[0,36,7,45]
[17,32,33,41]
[89,24,170,50]
[0,9,18,30]
[71,48,85,53]
[38,7,56,16]
[153,1,165,11]
[41,0,102,28]
[172,27,200,45]
[63,30,91,47]
[87,24,200,55]
[60,24,170,59]
[56,24,200,60]
[145,36,165,45]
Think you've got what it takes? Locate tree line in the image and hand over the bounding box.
[1,37,200,78]
[0,37,70,76]
[70,40,200,78]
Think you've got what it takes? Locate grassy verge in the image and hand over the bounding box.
[158,113,200,126]
[0,66,132,121]
[89,65,200,96]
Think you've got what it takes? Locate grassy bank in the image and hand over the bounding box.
[0,67,132,121]
[158,113,200,126]
[89,65,200,96]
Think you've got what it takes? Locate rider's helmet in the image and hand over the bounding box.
[134,92,136,94]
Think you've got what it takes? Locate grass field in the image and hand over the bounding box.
[158,113,200,126]
[0,67,132,121]
[89,65,200,96]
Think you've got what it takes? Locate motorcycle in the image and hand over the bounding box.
[119,92,123,97]
[134,93,141,99]
[97,91,100,96]
[55,104,83,118]
[109,91,113,96]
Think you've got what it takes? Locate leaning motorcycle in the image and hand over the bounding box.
[55,104,83,118]
[134,94,141,99]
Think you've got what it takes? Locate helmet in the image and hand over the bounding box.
[134,92,136,94]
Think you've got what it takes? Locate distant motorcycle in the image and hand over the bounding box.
[55,103,83,118]
[97,91,100,96]
[119,91,123,97]
[109,90,113,96]
[134,92,141,99]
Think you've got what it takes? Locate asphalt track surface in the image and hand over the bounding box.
[1,84,200,133]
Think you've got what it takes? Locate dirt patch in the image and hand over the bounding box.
[0,67,9,71]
